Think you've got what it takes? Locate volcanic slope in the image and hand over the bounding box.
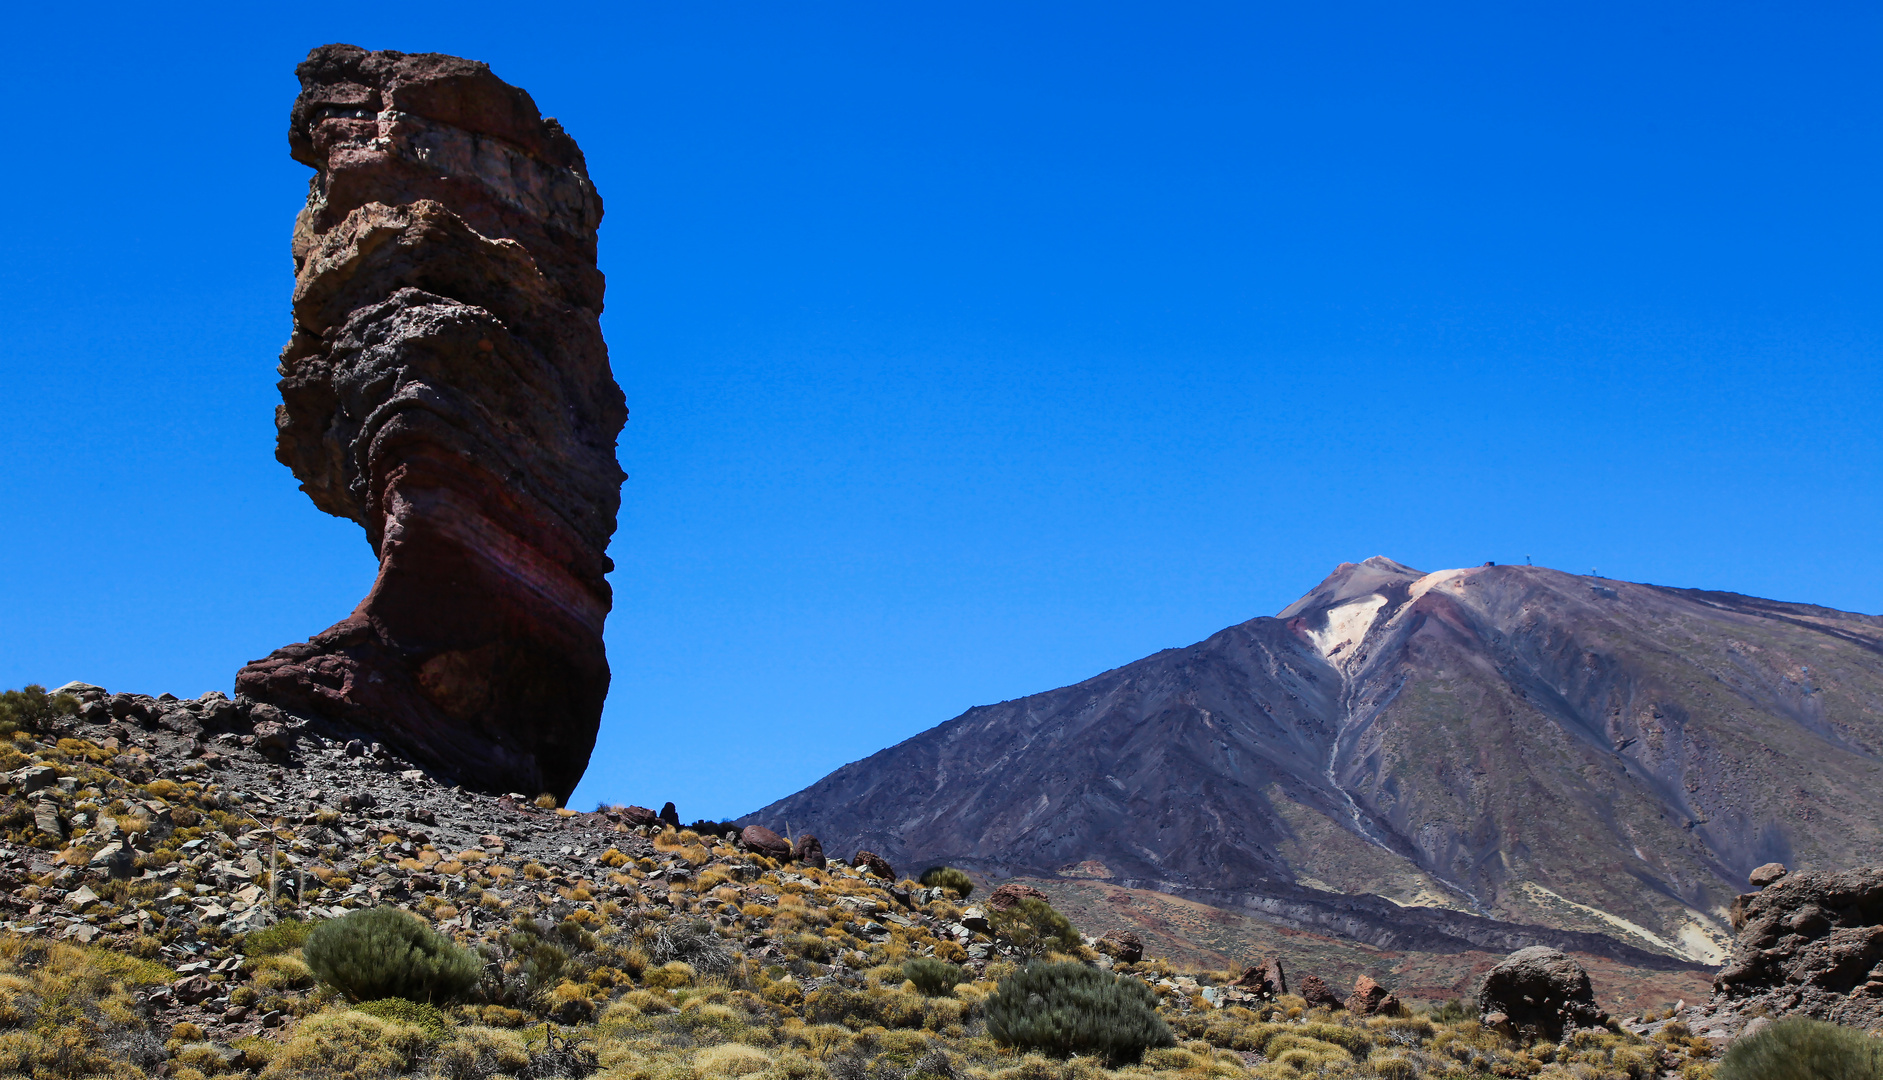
[745,559,1883,965]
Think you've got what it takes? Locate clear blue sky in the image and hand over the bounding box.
[1,3,1876,819]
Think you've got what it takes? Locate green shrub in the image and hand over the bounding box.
[985,961,1174,1065]
[0,685,77,737]
[1718,1017,1883,1080]
[1430,998,1473,1023]
[919,866,974,899]
[354,998,450,1041]
[302,907,481,1004]
[904,958,966,996]
[990,897,1081,958]
[243,918,321,957]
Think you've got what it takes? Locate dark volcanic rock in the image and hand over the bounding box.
[1100,930,1144,964]
[793,834,827,869]
[853,851,896,881]
[1710,866,1883,1028]
[235,45,625,802]
[1476,947,1606,1040]
[660,802,681,830]
[744,558,1883,962]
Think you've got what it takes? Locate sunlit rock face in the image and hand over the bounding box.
[237,44,626,801]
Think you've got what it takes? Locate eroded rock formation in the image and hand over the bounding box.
[1711,867,1883,1028]
[236,45,625,800]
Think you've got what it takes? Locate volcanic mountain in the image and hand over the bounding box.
[745,559,1883,964]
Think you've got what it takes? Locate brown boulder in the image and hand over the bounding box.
[987,881,1050,911]
[853,851,896,880]
[235,45,626,802]
[620,805,659,828]
[1236,957,1287,997]
[740,826,792,860]
[1749,862,1788,888]
[1098,931,1144,964]
[1299,973,1343,1009]
[793,834,827,869]
[1476,947,1606,1040]
[172,975,216,1005]
[1346,974,1399,1016]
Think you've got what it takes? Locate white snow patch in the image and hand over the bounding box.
[1309,595,1387,660]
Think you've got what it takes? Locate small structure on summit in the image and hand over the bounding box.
[237,44,626,801]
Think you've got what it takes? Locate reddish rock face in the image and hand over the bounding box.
[740,826,792,860]
[1345,974,1399,1016]
[1298,974,1343,1009]
[236,45,625,801]
[986,881,1050,911]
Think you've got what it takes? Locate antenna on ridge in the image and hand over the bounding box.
[1525,555,1532,566]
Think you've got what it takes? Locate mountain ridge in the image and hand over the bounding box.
[742,559,1883,965]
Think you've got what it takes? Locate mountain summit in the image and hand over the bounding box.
[744,560,1883,963]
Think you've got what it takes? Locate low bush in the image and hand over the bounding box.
[302,906,481,1004]
[258,1008,431,1079]
[0,685,77,736]
[644,961,696,990]
[1718,1017,1883,1080]
[698,1043,774,1077]
[244,917,321,956]
[919,867,974,899]
[904,958,966,997]
[354,997,451,1041]
[984,961,1174,1064]
[989,898,1081,959]
[433,1025,532,1080]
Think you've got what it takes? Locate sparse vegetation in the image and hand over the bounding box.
[1718,1017,1883,1080]
[0,682,1736,1080]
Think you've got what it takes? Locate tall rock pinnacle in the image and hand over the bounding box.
[236,45,627,800]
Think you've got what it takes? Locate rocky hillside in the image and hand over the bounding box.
[0,680,1740,1080]
[744,559,1883,965]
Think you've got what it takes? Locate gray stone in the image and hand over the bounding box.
[33,800,65,840]
[9,766,57,796]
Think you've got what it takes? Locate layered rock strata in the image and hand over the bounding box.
[236,45,626,800]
